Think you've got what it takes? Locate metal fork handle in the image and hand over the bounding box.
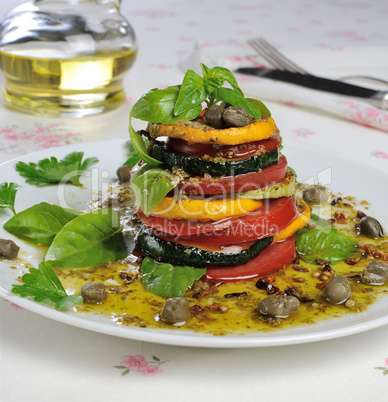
[371,92,388,110]
[249,38,388,88]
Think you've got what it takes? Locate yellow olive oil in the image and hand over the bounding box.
[0,48,137,117]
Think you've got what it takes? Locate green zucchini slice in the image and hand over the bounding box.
[150,141,279,176]
[136,225,273,267]
[239,169,296,200]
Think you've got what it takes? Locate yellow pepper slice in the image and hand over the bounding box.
[273,198,311,242]
[151,197,263,221]
[147,117,279,145]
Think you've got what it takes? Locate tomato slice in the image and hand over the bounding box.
[165,135,281,159]
[177,156,287,195]
[204,236,296,282]
[155,197,306,246]
[138,196,298,237]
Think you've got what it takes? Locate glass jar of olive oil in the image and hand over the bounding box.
[0,0,137,117]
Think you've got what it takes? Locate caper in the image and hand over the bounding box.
[160,297,191,324]
[222,106,252,127]
[116,165,132,184]
[81,282,107,303]
[302,185,328,205]
[361,260,388,285]
[0,238,20,260]
[258,295,300,318]
[204,105,225,129]
[359,216,384,238]
[323,274,351,304]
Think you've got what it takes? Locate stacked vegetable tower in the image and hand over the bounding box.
[129,65,310,282]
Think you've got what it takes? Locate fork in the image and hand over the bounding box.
[248,38,388,86]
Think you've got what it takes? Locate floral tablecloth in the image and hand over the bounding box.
[1,1,388,401]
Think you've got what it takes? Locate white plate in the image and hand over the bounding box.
[0,138,387,348]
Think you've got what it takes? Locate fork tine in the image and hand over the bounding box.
[248,38,308,74]
[247,39,286,70]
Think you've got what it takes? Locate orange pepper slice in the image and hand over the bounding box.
[151,197,263,221]
[273,198,310,242]
[147,117,279,145]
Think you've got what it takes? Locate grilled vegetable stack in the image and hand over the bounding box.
[129,64,310,282]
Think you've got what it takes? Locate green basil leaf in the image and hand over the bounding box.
[141,257,206,297]
[3,202,81,245]
[295,225,359,264]
[123,140,146,168]
[129,112,161,166]
[12,262,83,310]
[45,209,129,268]
[205,65,244,95]
[246,98,271,117]
[211,87,261,120]
[130,164,181,216]
[294,213,330,239]
[132,85,201,124]
[129,86,201,165]
[0,182,21,215]
[200,63,212,78]
[174,70,206,115]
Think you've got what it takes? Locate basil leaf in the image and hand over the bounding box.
[132,85,201,124]
[129,113,161,166]
[3,202,81,245]
[204,65,244,95]
[45,209,128,268]
[211,87,261,120]
[246,98,271,117]
[12,262,83,310]
[0,182,21,215]
[141,257,206,297]
[174,70,206,115]
[295,225,359,264]
[130,164,180,216]
[129,86,201,165]
[123,139,146,168]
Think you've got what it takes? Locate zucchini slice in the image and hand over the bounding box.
[150,141,279,176]
[136,225,273,267]
[239,169,296,200]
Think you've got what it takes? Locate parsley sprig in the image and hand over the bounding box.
[12,262,82,310]
[15,152,99,186]
[0,182,21,215]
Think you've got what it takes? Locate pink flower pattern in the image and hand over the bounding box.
[292,128,316,137]
[341,101,388,132]
[375,358,388,376]
[115,354,167,377]
[0,123,81,154]
[371,151,388,159]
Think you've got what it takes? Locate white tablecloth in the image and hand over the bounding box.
[1,1,388,401]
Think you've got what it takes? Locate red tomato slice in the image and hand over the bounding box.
[177,156,287,195]
[204,236,296,282]
[165,135,281,159]
[138,196,298,238]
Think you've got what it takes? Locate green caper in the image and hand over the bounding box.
[359,216,384,238]
[323,274,351,305]
[160,297,191,324]
[302,185,328,205]
[0,238,20,260]
[81,282,107,303]
[204,105,225,129]
[361,260,388,285]
[258,295,300,318]
[116,165,132,184]
[222,106,252,127]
